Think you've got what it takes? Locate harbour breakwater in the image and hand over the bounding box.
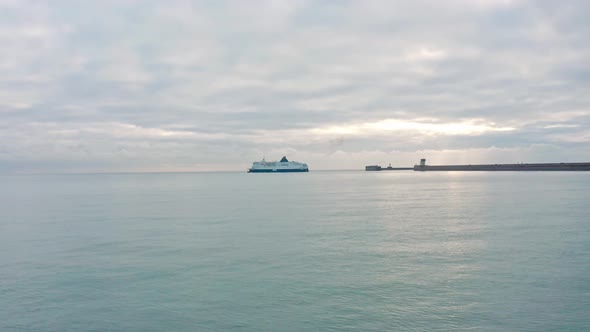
[366,159,590,171]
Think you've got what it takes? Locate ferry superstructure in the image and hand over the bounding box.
[248,156,309,173]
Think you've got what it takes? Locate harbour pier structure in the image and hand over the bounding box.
[365,159,590,171]
[413,159,590,171]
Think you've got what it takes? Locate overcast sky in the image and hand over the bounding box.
[1,0,589,173]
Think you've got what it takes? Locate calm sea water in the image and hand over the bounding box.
[1,171,589,331]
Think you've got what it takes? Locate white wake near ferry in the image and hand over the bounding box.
[248,156,309,173]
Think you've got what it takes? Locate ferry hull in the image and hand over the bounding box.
[248,168,309,173]
[248,156,309,173]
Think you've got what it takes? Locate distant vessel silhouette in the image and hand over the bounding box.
[248,156,309,173]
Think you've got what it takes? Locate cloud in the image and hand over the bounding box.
[0,0,589,172]
[313,118,515,136]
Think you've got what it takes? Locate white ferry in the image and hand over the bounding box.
[248,156,309,173]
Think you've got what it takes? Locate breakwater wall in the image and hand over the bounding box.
[366,159,590,171]
[414,162,590,171]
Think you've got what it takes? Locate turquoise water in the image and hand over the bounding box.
[1,171,589,331]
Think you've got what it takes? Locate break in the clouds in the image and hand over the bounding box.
[1,0,589,172]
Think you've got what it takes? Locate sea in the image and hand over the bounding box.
[1,171,589,331]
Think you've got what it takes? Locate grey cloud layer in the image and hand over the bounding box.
[1,0,589,172]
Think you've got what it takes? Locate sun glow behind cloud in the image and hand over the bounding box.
[312,119,515,136]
